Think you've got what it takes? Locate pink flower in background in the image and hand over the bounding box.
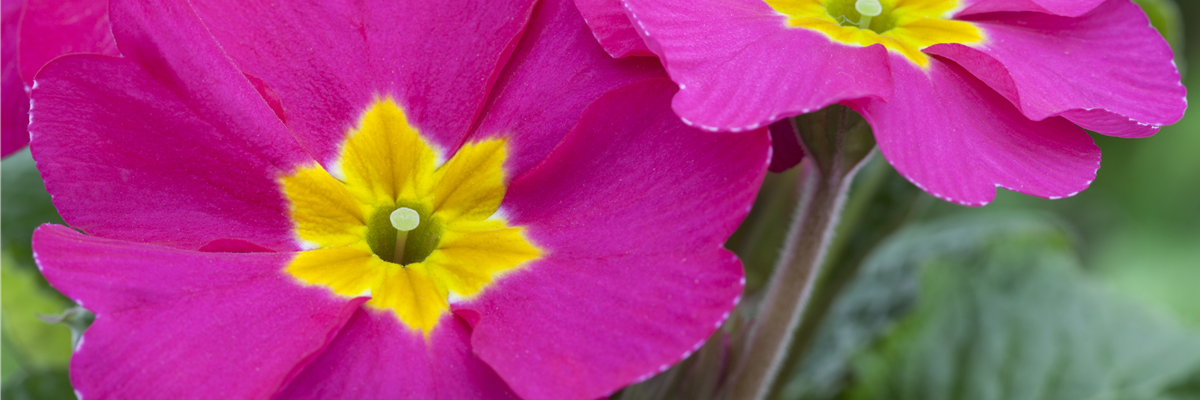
[1,0,116,157]
[586,0,1186,205]
[576,0,806,172]
[29,0,770,398]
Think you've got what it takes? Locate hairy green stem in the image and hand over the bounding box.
[765,154,929,397]
[724,106,873,400]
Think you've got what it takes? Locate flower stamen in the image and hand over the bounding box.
[390,207,420,264]
[767,0,983,66]
[854,0,881,30]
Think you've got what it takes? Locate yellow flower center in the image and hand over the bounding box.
[280,98,540,335]
[765,0,984,66]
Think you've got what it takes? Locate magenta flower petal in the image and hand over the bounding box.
[857,56,1100,206]
[31,0,770,396]
[624,0,893,132]
[277,311,517,399]
[1,0,27,158]
[768,118,804,173]
[957,0,1106,17]
[108,0,296,146]
[928,0,1185,138]
[33,225,365,399]
[3,0,118,157]
[465,252,742,400]
[18,0,117,87]
[30,54,308,251]
[459,79,768,399]
[571,0,806,173]
[29,0,315,251]
[574,0,653,58]
[188,0,536,166]
[506,79,768,256]
[471,0,665,178]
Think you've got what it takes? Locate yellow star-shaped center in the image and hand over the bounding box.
[766,0,984,66]
[281,98,540,336]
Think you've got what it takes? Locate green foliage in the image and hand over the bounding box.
[1,369,76,400]
[2,150,64,254]
[1,247,78,400]
[1,330,22,382]
[836,216,1200,400]
[2,149,77,398]
[776,215,1057,399]
[1,249,75,372]
[1091,230,1200,329]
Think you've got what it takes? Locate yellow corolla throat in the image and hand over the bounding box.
[765,0,983,67]
[280,98,540,336]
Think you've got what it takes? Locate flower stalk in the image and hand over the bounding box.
[725,105,875,400]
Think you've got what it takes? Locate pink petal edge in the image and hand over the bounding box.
[276,310,518,400]
[33,225,365,399]
[188,0,537,167]
[18,0,118,87]
[931,0,1185,138]
[623,0,893,133]
[464,78,768,399]
[768,118,803,173]
[957,0,1107,17]
[856,55,1100,206]
[574,0,654,58]
[471,0,665,179]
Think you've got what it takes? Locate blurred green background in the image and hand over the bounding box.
[4,0,1199,398]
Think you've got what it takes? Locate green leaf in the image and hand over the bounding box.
[2,149,64,251]
[1,332,23,382]
[1,150,79,396]
[1,368,76,400]
[841,216,1200,400]
[1092,230,1200,329]
[1,149,66,301]
[1,248,75,371]
[775,214,1055,399]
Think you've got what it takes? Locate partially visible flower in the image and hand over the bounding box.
[30,0,770,399]
[601,0,1185,205]
[576,0,806,172]
[1,0,115,157]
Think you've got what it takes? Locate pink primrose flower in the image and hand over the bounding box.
[576,0,807,172]
[581,0,1186,205]
[27,0,771,398]
[1,0,116,157]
